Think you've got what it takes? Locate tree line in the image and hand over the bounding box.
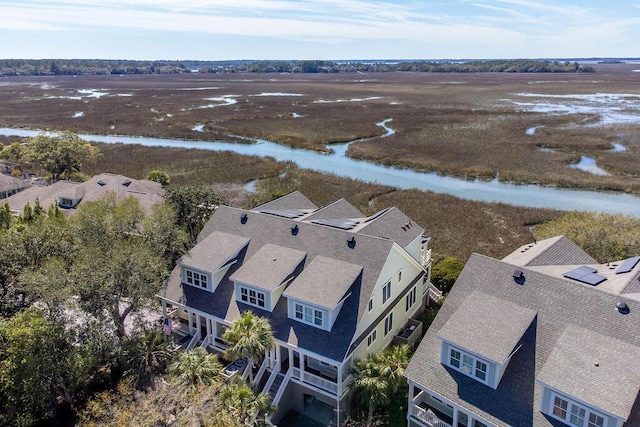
[0,58,594,76]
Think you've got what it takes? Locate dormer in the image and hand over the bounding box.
[229,243,306,312]
[537,325,640,427]
[436,291,537,389]
[58,185,85,209]
[283,256,362,331]
[180,231,250,292]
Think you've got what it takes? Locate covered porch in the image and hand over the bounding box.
[409,384,492,427]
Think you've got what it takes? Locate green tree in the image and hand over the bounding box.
[223,311,275,383]
[170,347,222,388]
[535,212,640,263]
[350,357,390,426]
[145,169,170,187]
[165,184,223,242]
[219,379,271,426]
[0,202,12,229]
[0,142,25,164]
[143,203,190,268]
[431,256,464,293]
[0,307,74,426]
[22,131,101,182]
[376,344,411,394]
[122,328,173,390]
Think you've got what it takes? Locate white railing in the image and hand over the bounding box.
[340,374,351,396]
[262,367,280,395]
[200,335,212,348]
[271,370,292,406]
[186,332,200,351]
[411,405,452,427]
[254,359,269,385]
[427,282,443,301]
[292,367,301,379]
[302,371,338,394]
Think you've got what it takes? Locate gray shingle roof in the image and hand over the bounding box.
[161,201,405,361]
[251,190,318,211]
[436,291,537,364]
[405,248,640,427]
[502,235,597,267]
[229,243,306,291]
[283,255,363,309]
[304,198,364,221]
[180,231,250,273]
[355,206,424,248]
[537,325,640,420]
[5,173,164,215]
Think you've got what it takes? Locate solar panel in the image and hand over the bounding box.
[259,209,305,219]
[616,256,640,274]
[563,266,606,286]
[310,218,359,230]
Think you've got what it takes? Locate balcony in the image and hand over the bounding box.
[393,318,422,348]
[410,390,453,427]
[410,405,452,427]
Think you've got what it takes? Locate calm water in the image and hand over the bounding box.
[2,126,639,216]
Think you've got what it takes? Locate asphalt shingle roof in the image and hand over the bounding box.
[229,243,307,291]
[304,198,364,221]
[405,239,640,427]
[283,255,363,309]
[502,235,597,267]
[355,207,424,248]
[251,190,318,211]
[437,291,537,364]
[180,231,250,273]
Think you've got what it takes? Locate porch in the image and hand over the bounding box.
[393,318,422,348]
[409,387,492,427]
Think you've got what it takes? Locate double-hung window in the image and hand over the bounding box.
[239,286,266,308]
[186,269,207,289]
[382,281,391,304]
[294,303,324,328]
[448,347,489,384]
[405,286,416,311]
[549,392,606,427]
[384,312,393,336]
[367,330,377,347]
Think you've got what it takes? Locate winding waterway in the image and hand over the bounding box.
[1,124,639,216]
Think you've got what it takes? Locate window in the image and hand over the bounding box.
[549,392,606,427]
[382,281,391,304]
[186,269,207,289]
[368,298,374,312]
[367,330,377,347]
[384,312,393,336]
[405,286,416,311]
[239,286,266,308]
[447,346,489,384]
[294,302,324,328]
[473,421,488,427]
[398,269,403,283]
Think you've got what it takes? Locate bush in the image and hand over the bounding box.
[431,256,464,294]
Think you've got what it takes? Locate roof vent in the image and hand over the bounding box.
[122,179,132,187]
[240,213,248,224]
[347,236,356,249]
[290,224,299,236]
[513,269,525,284]
[97,180,106,186]
[616,301,630,314]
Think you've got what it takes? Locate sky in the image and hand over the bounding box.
[0,0,639,61]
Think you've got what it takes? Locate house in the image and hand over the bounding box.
[158,191,435,425]
[0,161,30,200]
[405,236,640,427]
[4,173,164,215]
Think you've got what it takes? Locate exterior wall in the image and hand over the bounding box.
[405,234,423,262]
[440,340,498,389]
[286,298,330,331]
[211,262,235,290]
[354,244,425,339]
[233,280,273,311]
[539,384,622,427]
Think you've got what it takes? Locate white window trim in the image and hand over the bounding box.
[398,268,403,283]
[447,346,490,385]
[405,286,417,312]
[368,297,374,312]
[239,285,266,309]
[384,312,394,336]
[293,301,325,329]
[185,268,208,289]
[382,280,392,304]
[547,391,607,427]
[367,329,377,347]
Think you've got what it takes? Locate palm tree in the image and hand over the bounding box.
[169,347,222,388]
[376,344,411,393]
[222,311,275,383]
[218,379,272,426]
[350,357,390,426]
[123,328,173,389]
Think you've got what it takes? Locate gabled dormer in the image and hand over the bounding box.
[229,243,306,312]
[436,291,537,389]
[180,231,250,292]
[537,325,640,427]
[283,255,363,331]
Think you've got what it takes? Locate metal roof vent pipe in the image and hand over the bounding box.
[616,301,630,315]
[290,224,299,236]
[240,213,248,224]
[347,236,356,249]
[513,269,525,285]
